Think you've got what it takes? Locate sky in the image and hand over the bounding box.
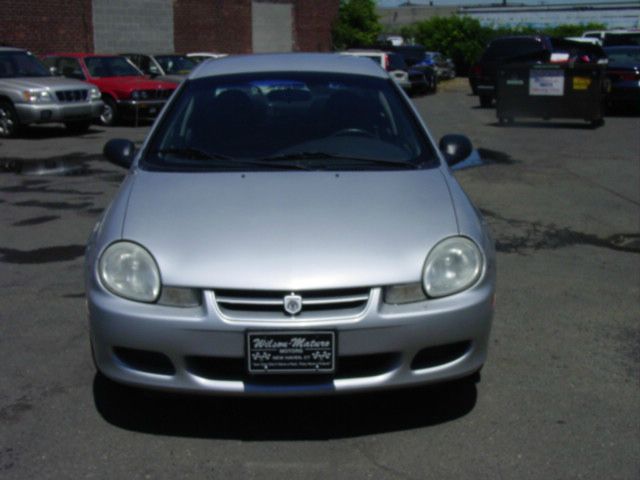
[376,0,634,5]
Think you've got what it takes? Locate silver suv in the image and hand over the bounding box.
[0,47,103,137]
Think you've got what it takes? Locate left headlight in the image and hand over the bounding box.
[99,241,161,303]
[90,87,101,100]
[423,236,483,298]
[22,90,52,103]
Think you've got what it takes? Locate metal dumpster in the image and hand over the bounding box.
[495,62,607,127]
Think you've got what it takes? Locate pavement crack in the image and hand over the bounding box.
[480,209,640,254]
[355,443,420,480]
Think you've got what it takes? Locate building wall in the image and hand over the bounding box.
[252,1,294,53]
[294,0,339,52]
[0,0,93,54]
[93,0,175,53]
[461,5,640,30]
[0,0,338,56]
[173,0,253,54]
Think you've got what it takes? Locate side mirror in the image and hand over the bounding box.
[49,66,59,76]
[103,139,135,169]
[439,134,473,166]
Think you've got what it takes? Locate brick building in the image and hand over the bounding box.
[0,0,339,55]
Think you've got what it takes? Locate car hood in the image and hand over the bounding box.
[91,76,176,91]
[122,169,458,290]
[156,74,187,83]
[0,76,92,90]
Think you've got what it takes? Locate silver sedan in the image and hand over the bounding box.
[86,53,496,396]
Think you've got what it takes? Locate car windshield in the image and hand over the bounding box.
[0,51,50,78]
[483,38,546,61]
[144,72,437,171]
[605,47,640,65]
[603,33,640,47]
[85,56,141,77]
[388,54,407,70]
[155,55,196,74]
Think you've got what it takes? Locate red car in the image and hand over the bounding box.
[42,53,178,126]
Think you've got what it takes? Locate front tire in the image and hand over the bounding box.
[99,96,118,126]
[0,100,21,138]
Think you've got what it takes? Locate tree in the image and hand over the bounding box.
[332,0,382,50]
[401,16,490,75]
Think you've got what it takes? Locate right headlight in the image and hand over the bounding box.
[99,241,161,302]
[423,236,483,298]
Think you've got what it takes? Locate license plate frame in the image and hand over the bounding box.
[246,331,336,375]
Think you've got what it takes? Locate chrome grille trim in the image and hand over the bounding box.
[55,89,89,102]
[213,287,372,322]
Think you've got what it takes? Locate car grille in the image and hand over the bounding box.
[214,287,371,321]
[140,89,174,100]
[55,89,88,102]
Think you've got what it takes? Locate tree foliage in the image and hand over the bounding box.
[332,0,382,50]
[401,17,606,74]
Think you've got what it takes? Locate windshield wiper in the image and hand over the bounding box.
[152,147,232,160]
[150,147,311,170]
[259,151,417,169]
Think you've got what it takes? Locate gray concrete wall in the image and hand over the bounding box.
[252,1,293,53]
[378,6,457,31]
[93,0,174,53]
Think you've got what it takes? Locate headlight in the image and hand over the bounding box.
[90,87,101,100]
[22,90,52,103]
[423,237,483,298]
[99,241,161,302]
[131,90,148,100]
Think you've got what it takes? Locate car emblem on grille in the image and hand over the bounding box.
[283,293,302,315]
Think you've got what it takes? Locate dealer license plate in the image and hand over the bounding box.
[247,331,335,374]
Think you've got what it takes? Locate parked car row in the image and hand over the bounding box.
[0,47,103,137]
[0,47,230,137]
[340,49,436,95]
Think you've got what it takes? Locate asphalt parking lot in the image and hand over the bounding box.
[0,79,638,479]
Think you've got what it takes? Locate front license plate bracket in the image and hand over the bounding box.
[246,331,335,375]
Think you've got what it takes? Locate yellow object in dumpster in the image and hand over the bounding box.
[573,76,592,90]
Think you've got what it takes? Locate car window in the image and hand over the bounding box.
[0,51,50,78]
[84,56,141,77]
[483,38,546,60]
[605,47,640,65]
[388,54,407,71]
[603,33,640,47]
[154,55,196,75]
[144,72,437,171]
[58,57,85,80]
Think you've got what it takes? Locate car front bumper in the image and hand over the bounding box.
[116,99,167,121]
[14,101,103,125]
[88,276,495,396]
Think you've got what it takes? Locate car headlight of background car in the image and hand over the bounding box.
[90,87,101,100]
[131,90,149,100]
[22,89,52,103]
[385,236,483,304]
[98,241,200,307]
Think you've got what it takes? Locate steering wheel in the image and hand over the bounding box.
[331,128,376,138]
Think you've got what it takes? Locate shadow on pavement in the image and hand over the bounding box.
[93,372,478,440]
[487,120,598,130]
[11,125,104,139]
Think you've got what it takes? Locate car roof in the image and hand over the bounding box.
[0,46,24,53]
[190,53,387,80]
[44,53,120,58]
